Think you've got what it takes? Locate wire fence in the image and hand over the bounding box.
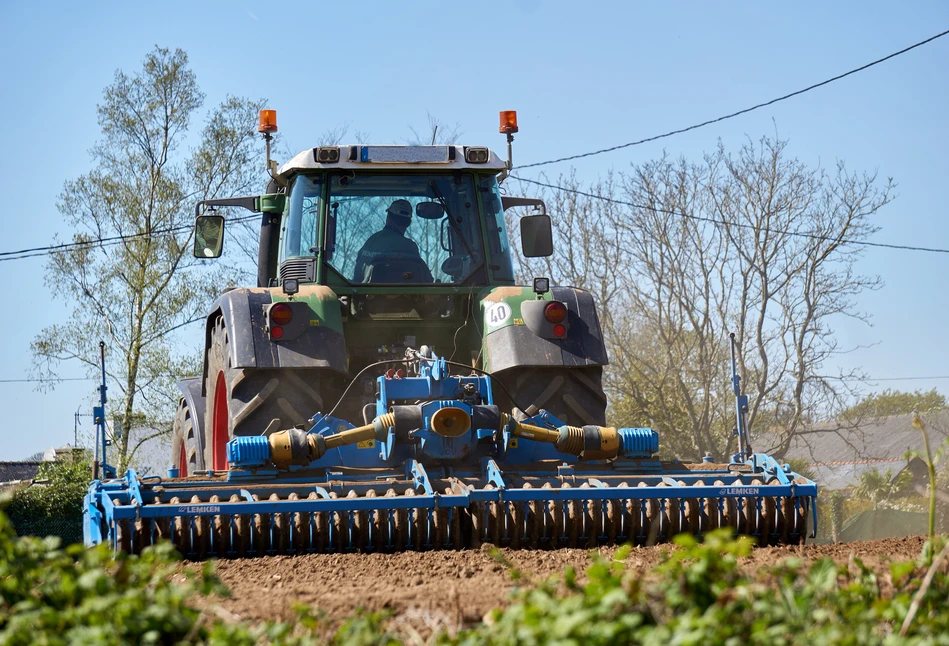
[11,515,83,546]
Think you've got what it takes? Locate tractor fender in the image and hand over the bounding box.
[480,286,609,373]
[200,286,348,394]
[176,376,206,460]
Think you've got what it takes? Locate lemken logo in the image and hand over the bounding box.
[719,487,760,496]
[176,505,221,514]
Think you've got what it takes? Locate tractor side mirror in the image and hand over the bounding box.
[194,215,225,259]
[416,202,446,220]
[520,215,553,257]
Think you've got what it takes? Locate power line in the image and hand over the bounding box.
[826,375,949,383]
[870,376,949,382]
[511,175,949,255]
[0,226,190,262]
[0,213,260,263]
[0,225,180,258]
[0,377,97,383]
[517,28,949,171]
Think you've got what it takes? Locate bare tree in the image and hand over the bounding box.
[408,113,464,146]
[511,136,892,459]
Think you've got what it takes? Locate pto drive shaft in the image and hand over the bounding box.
[268,413,396,469]
[251,410,656,471]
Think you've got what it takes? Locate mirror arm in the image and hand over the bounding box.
[195,195,261,217]
[501,196,547,216]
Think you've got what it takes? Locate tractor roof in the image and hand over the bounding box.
[277,144,507,177]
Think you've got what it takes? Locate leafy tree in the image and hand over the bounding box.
[852,467,911,508]
[841,388,947,420]
[31,47,266,471]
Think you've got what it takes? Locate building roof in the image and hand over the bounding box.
[0,461,41,483]
[770,410,949,490]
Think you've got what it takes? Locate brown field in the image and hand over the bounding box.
[183,536,927,631]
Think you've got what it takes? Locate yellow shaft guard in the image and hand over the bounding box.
[268,431,296,469]
[324,412,395,450]
[430,407,472,437]
[504,414,622,460]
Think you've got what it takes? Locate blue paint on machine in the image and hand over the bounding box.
[84,348,818,557]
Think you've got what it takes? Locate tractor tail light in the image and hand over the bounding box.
[553,324,566,338]
[270,326,284,340]
[270,303,293,326]
[544,301,567,324]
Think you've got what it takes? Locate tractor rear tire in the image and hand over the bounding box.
[498,366,608,427]
[203,316,341,470]
[171,398,202,476]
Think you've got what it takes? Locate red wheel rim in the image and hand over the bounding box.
[212,372,229,470]
[178,440,188,477]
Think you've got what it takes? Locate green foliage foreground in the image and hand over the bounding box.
[2,508,949,645]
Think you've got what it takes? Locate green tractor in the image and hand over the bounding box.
[83,110,815,555]
[171,110,608,476]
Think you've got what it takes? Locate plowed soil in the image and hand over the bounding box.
[186,536,927,631]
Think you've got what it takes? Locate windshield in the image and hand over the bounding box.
[323,173,486,285]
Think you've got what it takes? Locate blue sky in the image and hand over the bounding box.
[0,1,947,460]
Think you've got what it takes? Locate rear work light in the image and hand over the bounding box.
[270,303,293,326]
[314,146,340,163]
[464,146,489,163]
[544,301,567,324]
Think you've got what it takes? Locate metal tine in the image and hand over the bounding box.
[384,488,398,551]
[306,491,320,553]
[426,508,435,550]
[327,491,339,552]
[363,489,378,552]
[346,489,359,551]
[403,487,416,550]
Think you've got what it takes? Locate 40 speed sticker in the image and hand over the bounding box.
[485,302,512,327]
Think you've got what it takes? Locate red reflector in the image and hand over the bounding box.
[270,303,293,325]
[544,301,567,324]
[553,324,566,337]
[270,326,284,339]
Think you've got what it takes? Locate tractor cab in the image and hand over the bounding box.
[279,152,514,289]
[193,111,552,296]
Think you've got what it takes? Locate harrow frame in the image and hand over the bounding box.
[85,456,817,558]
